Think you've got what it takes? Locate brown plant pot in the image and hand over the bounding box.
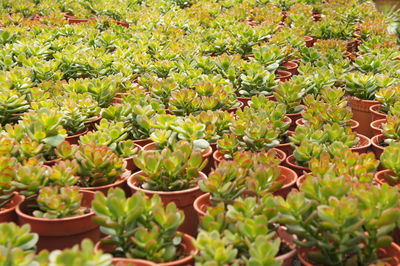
[374,169,399,187]
[95,233,197,266]
[80,170,133,195]
[143,142,213,175]
[295,118,359,132]
[276,131,295,157]
[0,193,25,223]
[133,138,153,147]
[116,21,129,28]
[16,190,100,251]
[296,174,306,188]
[127,171,207,237]
[370,119,386,136]
[276,226,297,266]
[371,134,386,159]
[298,242,400,266]
[351,134,371,154]
[286,111,302,131]
[276,70,292,82]
[281,61,299,76]
[84,115,102,131]
[122,144,142,172]
[285,155,310,177]
[43,158,62,166]
[212,148,287,166]
[370,104,387,122]
[348,97,379,138]
[193,193,210,219]
[65,128,89,145]
[237,94,275,108]
[226,101,244,113]
[68,18,89,24]
[304,36,315,47]
[273,166,298,199]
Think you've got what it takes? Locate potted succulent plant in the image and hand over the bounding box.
[16,186,100,251]
[344,72,396,137]
[278,175,400,266]
[287,123,370,175]
[0,88,30,126]
[92,188,197,265]
[195,150,297,218]
[371,114,400,159]
[370,85,400,121]
[55,141,129,194]
[376,142,400,187]
[127,140,207,236]
[195,195,296,266]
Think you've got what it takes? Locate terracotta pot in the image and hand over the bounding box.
[370,104,387,122]
[276,131,295,157]
[276,226,297,266]
[351,134,371,154]
[348,97,379,138]
[0,193,25,223]
[80,170,133,195]
[273,166,298,199]
[298,242,400,266]
[123,144,142,172]
[65,128,89,145]
[286,111,302,131]
[371,134,386,159]
[226,101,244,113]
[16,190,100,251]
[133,138,153,147]
[276,70,292,82]
[295,118,359,132]
[237,94,275,108]
[116,21,129,28]
[312,12,322,22]
[374,169,400,188]
[347,39,357,53]
[84,115,102,131]
[304,36,315,47]
[193,193,210,219]
[43,158,61,166]
[127,171,207,236]
[285,154,310,177]
[68,18,89,24]
[212,148,286,166]
[95,233,197,266]
[296,174,306,188]
[370,119,386,136]
[281,61,299,76]
[143,142,213,175]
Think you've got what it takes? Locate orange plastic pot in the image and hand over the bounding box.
[0,193,25,223]
[348,97,379,138]
[371,134,386,159]
[127,171,207,237]
[80,170,133,195]
[304,36,315,47]
[65,128,89,145]
[285,154,310,177]
[133,138,153,147]
[123,144,142,172]
[351,134,371,154]
[16,190,100,251]
[276,70,292,82]
[374,169,399,188]
[370,119,386,136]
[281,61,299,76]
[286,111,303,131]
[298,242,400,266]
[370,104,387,122]
[276,131,295,157]
[95,233,197,266]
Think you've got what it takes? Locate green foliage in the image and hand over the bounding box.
[33,186,84,219]
[381,142,400,180]
[92,188,184,263]
[133,141,207,191]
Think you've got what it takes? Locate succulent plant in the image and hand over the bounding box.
[380,142,400,181]
[92,188,184,263]
[133,141,207,191]
[274,77,306,114]
[375,85,400,114]
[47,239,112,266]
[0,88,29,126]
[238,62,277,97]
[33,186,85,219]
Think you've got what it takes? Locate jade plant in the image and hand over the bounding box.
[32,186,85,219]
[237,62,277,97]
[375,85,400,114]
[199,151,282,203]
[290,123,359,167]
[92,188,184,263]
[0,88,29,126]
[195,195,282,265]
[56,141,126,187]
[47,239,112,266]
[380,142,400,182]
[382,115,400,144]
[273,77,306,114]
[132,141,207,191]
[0,156,17,208]
[195,110,234,145]
[278,176,400,265]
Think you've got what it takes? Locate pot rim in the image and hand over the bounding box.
[127,171,206,196]
[0,193,25,214]
[16,190,95,223]
[80,170,132,192]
